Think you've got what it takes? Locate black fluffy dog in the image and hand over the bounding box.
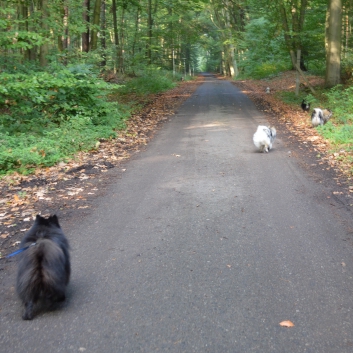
[16,215,70,320]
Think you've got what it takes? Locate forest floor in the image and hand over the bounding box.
[1,71,352,257]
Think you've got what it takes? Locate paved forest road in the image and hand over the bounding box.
[1,74,353,352]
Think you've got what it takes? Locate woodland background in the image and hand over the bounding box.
[0,0,352,176]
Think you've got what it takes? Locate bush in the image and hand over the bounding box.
[118,69,176,95]
[0,65,180,175]
[324,85,353,124]
[0,69,119,125]
[0,69,129,175]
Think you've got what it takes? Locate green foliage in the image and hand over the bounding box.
[278,92,319,107]
[0,67,129,175]
[0,67,117,126]
[238,18,290,79]
[318,123,353,151]
[324,85,353,124]
[0,114,126,174]
[245,62,291,80]
[303,86,353,154]
[0,64,183,175]
[278,85,353,154]
[117,69,176,95]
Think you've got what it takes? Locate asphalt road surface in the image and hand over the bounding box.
[1,74,353,352]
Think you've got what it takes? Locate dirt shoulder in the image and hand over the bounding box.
[231,71,353,212]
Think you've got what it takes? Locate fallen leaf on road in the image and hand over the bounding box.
[280,320,295,327]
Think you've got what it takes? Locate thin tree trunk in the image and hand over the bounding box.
[82,0,90,53]
[278,0,308,70]
[147,0,152,64]
[28,2,37,61]
[131,6,140,58]
[278,2,296,68]
[63,6,69,51]
[90,0,101,51]
[58,4,69,65]
[112,0,124,72]
[167,6,173,70]
[116,7,125,72]
[100,0,106,68]
[39,0,49,67]
[19,1,30,61]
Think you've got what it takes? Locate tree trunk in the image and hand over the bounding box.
[19,2,30,61]
[28,2,37,61]
[147,0,153,64]
[325,0,342,87]
[58,4,69,65]
[100,0,106,68]
[118,7,125,72]
[131,6,140,59]
[90,0,101,51]
[82,0,90,53]
[63,6,69,51]
[278,2,296,68]
[112,0,125,72]
[39,0,49,67]
[278,0,308,70]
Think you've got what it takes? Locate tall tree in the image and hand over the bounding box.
[276,0,309,70]
[100,0,107,67]
[39,0,49,66]
[325,0,342,87]
[209,0,245,77]
[90,0,102,50]
[147,0,153,64]
[82,0,90,52]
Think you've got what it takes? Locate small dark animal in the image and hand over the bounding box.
[311,108,332,127]
[16,215,70,320]
[301,99,310,112]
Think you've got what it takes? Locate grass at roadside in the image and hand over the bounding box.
[277,86,353,175]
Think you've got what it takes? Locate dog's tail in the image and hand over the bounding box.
[16,239,68,303]
[270,127,276,140]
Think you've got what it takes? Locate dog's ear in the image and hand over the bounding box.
[35,214,45,224]
[49,215,61,227]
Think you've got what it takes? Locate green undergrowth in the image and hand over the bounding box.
[117,69,177,95]
[237,61,291,80]
[0,66,180,176]
[278,84,353,175]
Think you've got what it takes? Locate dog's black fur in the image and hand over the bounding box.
[16,215,70,320]
[301,99,310,112]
